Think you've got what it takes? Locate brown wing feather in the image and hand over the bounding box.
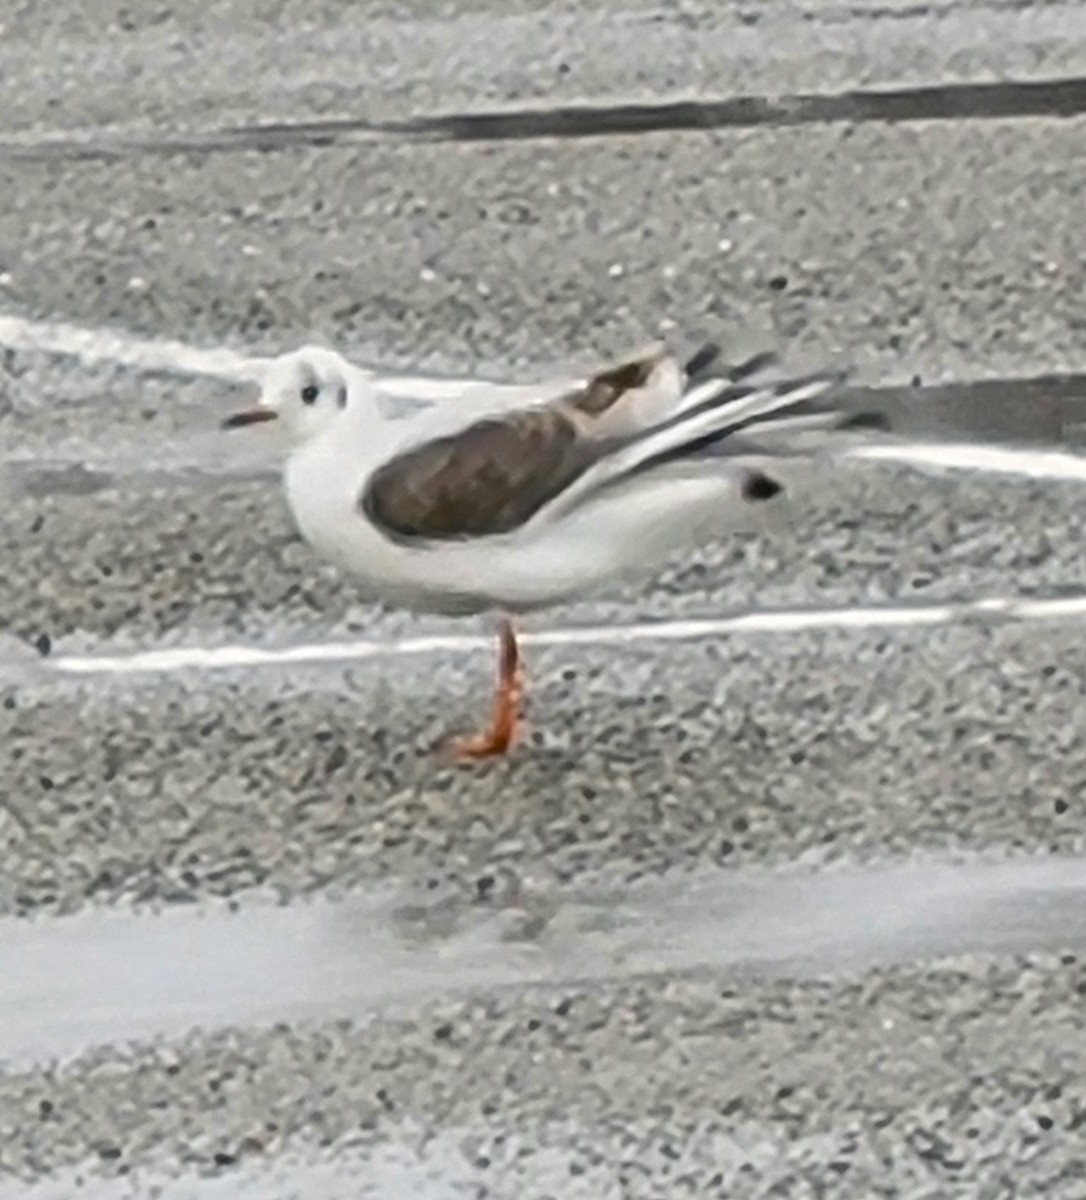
[566,351,662,417]
[361,348,667,541]
[362,406,596,540]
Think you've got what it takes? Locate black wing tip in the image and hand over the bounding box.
[728,349,780,383]
[741,471,785,502]
[683,342,853,396]
[683,345,784,385]
[683,342,723,380]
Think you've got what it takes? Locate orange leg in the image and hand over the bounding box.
[445,618,522,761]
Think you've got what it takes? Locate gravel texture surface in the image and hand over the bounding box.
[3,1,1086,1195]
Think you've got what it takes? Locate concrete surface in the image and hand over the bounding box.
[3,118,1084,380]
[2,0,1086,1196]
[2,0,1085,138]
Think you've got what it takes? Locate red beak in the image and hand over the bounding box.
[222,408,277,429]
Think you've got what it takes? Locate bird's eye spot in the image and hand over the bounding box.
[300,384,319,405]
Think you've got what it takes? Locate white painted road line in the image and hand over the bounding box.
[4,852,1086,1070]
[0,311,524,399]
[43,592,1086,679]
[0,313,263,381]
[5,311,1086,480]
[850,441,1086,482]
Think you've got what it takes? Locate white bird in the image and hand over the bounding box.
[224,340,883,760]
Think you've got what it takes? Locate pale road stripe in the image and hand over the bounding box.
[850,441,1086,481]
[47,592,1086,678]
[6,310,1086,479]
[0,1145,473,1200]
[4,852,1086,1070]
[0,311,521,398]
[0,312,262,380]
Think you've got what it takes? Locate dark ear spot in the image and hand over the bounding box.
[336,385,348,410]
[742,471,784,502]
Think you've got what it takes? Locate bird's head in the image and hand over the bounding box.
[223,345,361,447]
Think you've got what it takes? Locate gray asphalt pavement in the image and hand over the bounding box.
[3,0,1084,138]
[4,116,1085,380]
[3,0,1086,1196]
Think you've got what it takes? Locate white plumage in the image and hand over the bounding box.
[224,340,880,758]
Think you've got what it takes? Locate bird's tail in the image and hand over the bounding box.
[551,360,885,516]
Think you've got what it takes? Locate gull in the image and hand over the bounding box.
[224,340,882,760]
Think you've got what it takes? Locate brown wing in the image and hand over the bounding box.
[360,348,668,542]
[361,406,598,540]
[565,350,663,417]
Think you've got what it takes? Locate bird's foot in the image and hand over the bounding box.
[443,679,521,762]
[444,618,522,762]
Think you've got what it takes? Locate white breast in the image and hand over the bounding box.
[283,432,391,582]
